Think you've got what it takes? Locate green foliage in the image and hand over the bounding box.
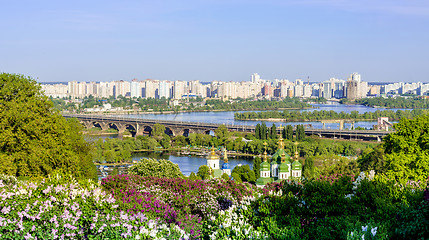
[0,73,97,181]
[253,157,262,178]
[235,108,429,122]
[197,165,211,180]
[260,122,267,140]
[383,114,429,183]
[358,145,386,174]
[355,96,429,109]
[392,202,429,239]
[188,172,199,180]
[295,125,306,141]
[128,158,184,178]
[152,123,166,137]
[221,173,230,181]
[286,125,294,140]
[231,165,256,183]
[270,123,277,139]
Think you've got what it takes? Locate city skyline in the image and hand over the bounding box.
[2,1,429,83]
[42,73,429,100]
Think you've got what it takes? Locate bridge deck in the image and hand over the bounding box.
[63,114,393,140]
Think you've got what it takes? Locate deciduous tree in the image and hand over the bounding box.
[0,73,97,180]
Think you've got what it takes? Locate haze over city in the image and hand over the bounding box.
[1,0,429,83]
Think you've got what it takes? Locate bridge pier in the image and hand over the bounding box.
[81,120,93,129]
[98,122,109,131]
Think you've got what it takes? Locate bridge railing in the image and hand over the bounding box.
[63,114,392,136]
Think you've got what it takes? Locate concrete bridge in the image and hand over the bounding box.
[63,114,255,137]
[63,114,393,141]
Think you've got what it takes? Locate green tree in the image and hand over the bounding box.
[231,165,256,183]
[270,123,277,139]
[382,114,429,183]
[261,123,267,140]
[221,173,230,181]
[255,123,262,140]
[358,145,386,174]
[215,124,230,139]
[286,125,294,140]
[0,73,97,180]
[303,157,316,179]
[128,158,183,178]
[253,157,262,178]
[197,165,211,180]
[152,123,166,137]
[281,127,287,139]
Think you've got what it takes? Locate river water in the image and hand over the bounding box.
[97,151,254,178]
[113,103,406,130]
[97,103,407,178]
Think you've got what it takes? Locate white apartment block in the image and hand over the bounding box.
[42,73,425,100]
[42,83,68,98]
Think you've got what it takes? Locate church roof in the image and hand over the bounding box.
[256,176,272,186]
[207,147,219,161]
[260,161,270,171]
[292,160,302,170]
[272,149,290,164]
[213,169,223,178]
[279,162,290,172]
[271,136,291,164]
[222,162,230,170]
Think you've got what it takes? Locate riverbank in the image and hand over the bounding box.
[63,106,314,116]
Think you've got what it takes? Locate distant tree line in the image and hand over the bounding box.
[354,96,429,109]
[235,109,429,122]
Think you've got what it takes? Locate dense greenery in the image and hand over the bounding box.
[357,114,429,184]
[0,73,97,180]
[355,96,429,109]
[235,109,428,122]
[93,127,376,166]
[128,158,184,179]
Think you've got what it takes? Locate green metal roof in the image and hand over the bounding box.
[271,149,290,164]
[260,161,271,171]
[292,161,302,170]
[256,176,272,186]
[279,162,289,172]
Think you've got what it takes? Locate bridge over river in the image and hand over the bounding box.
[63,114,393,141]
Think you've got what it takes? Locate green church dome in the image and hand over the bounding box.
[279,162,290,172]
[260,161,271,171]
[272,149,290,164]
[292,161,302,170]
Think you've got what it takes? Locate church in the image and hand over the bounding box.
[256,137,302,188]
[206,147,231,178]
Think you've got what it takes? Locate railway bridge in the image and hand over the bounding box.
[63,114,393,141]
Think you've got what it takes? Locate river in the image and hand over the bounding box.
[96,103,406,178]
[97,151,254,179]
[112,103,407,130]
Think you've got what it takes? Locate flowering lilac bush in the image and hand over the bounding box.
[101,174,257,239]
[0,175,190,239]
[1,172,427,239]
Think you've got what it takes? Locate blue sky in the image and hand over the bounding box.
[1,0,429,83]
